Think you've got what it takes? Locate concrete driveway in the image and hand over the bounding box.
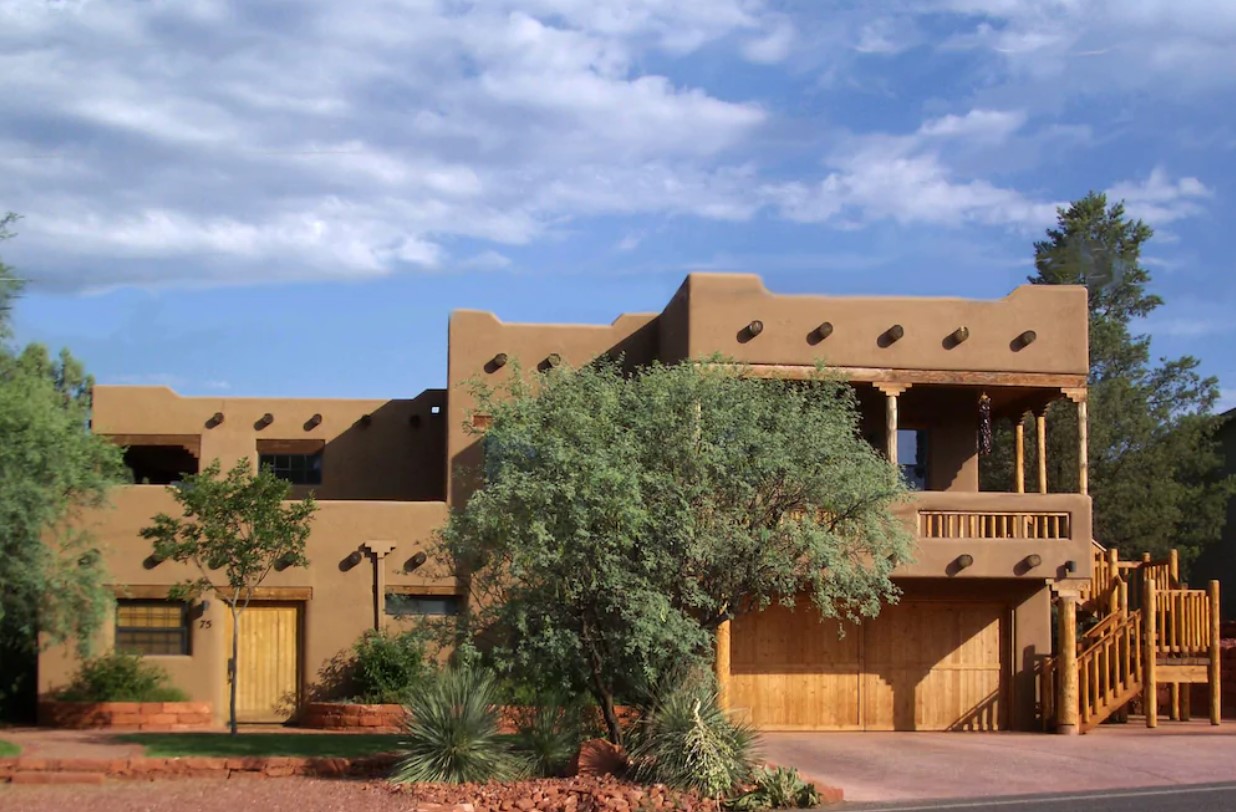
[760,721,1236,804]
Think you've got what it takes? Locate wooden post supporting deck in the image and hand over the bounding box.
[1211,580,1222,725]
[1145,577,1158,728]
[716,619,731,711]
[886,392,899,467]
[1014,419,1026,494]
[1058,595,1079,735]
[1077,398,1089,496]
[1108,548,1121,617]
[1036,411,1048,494]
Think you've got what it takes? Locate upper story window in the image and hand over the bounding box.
[259,452,323,485]
[256,439,325,486]
[115,599,190,656]
[107,435,200,485]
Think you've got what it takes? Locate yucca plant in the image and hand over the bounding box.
[628,681,756,798]
[726,766,821,811]
[512,693,586,778]
[391,667,525,784]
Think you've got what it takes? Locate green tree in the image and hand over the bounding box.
[982,193,1233,568]
[0,215,127,720]
[140,459,316,734]
[442,360,912,744]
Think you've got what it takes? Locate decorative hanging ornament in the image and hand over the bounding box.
[978,392,993,456]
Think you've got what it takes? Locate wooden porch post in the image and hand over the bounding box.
[1077,398,1088,496]
[1014,418,1026,494]
[1057,594,1079,735]
[1145,576,1158,728]
[716,619,732,711]
[875,384,907,468]
[1211,580,1222,725]
[1035,410,1048,494]
[1108,548,1120,617]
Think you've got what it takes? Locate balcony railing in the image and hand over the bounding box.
[918,510,1071,540]
[896,491,1091,545]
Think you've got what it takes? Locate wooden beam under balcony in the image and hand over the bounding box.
[734,364,1087,389]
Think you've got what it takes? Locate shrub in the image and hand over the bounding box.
[628,680,756,798]
[391,667,525,784]
[726,766,821,811]
[351,629,430,704]
[55,652,187,703]
[511,693,588,778]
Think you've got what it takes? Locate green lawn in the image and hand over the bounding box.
[116,732,404,758]
[0,739,20,757]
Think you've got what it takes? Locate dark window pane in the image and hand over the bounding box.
[384,594,462,617]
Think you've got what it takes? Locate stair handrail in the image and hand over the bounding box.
[1077,608,1144,733]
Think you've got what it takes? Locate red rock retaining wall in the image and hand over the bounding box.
[38,701,216,731]
[300,702,407,730]
[0,753,398,783]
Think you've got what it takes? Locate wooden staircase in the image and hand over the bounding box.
[1041,543,1222,734]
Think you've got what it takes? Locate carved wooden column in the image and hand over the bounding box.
[874,383,909,468]
[1014,417,1026,494]
[1057,593,1079,735]
[1064,388,1089,496]
[363,541,397,631]
[716,619,732,711]
[1034,407,1049,494]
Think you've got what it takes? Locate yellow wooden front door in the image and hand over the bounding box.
[224,604,301,723]
[731,599,1005,731]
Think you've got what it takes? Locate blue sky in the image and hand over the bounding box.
[3,1,1234,406]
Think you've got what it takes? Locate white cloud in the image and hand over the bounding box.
[764,109,1060,229]
[0,0,769,289]
[918,109,1028,142]
[1107,168,1213,226]
[934,0,1236,94]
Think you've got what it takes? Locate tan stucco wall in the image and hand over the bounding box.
[673,273,1089,375]
[39,487,451,722]
[93,386,447,501]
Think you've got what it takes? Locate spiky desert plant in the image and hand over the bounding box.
[512,692,587,778]
[390,667,524,784]
[628,681,756,797]
[726,766,821,810]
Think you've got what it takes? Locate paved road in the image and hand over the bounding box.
[840,782,1236,811]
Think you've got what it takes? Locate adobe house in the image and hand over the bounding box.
[38,273,1219,733]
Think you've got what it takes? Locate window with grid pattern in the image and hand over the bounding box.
[115,600,190,656]
[259,452,323,485]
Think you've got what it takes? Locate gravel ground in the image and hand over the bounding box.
[0,778,415,812]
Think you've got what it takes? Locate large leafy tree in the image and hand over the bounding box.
[141,459,316,734]
[982,193,1232,568]
[0,214,127,719]
[443,360,913,744]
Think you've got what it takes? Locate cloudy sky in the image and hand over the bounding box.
[3,0,1234,404]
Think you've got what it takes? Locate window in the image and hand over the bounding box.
[259,452,323,485]
[898,428,929,491]
[115,600,190,656]
[385,593,462,617]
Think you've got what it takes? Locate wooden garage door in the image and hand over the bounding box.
[731,599,1004,731]
[223,604,301,723]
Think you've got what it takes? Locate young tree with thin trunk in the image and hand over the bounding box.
[141,459,315,734]
[442,359,913,744]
